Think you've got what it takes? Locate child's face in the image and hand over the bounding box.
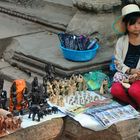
[127,17,140,35]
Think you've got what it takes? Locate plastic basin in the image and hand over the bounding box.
[59,43,99,62]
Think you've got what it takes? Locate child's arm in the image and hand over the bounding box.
[114,37,130,74]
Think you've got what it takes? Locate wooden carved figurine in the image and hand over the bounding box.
[0,77,7,110]
[31,77,39,92]
[28,104,41,121]
[43,76,48,98]
[44,64,55,83]
[0,76,4,94]
[76,74,87,92]
[0,90,7,110]
[99,79,109,94]
[58,96,64,107]
[10,82,17,112]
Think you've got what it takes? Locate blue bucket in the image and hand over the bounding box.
[59,43,99,62]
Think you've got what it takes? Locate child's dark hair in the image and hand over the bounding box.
[122,12,140,34]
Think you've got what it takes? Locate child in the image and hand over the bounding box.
[111,4,140,109]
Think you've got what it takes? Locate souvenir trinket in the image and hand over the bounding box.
[100,79,109,94]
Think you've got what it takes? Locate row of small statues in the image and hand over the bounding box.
[48,74,87,106]
[0,64,56,122]
[8,64,59,121]
[9,77,58,122]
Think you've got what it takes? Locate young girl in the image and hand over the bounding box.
[111,4,140,108]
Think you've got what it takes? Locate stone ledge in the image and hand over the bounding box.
[0,118,64,140]
[73,0,121,13]
[61,116,140,140]
[0,116,139,140]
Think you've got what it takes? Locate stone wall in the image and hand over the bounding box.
[73,0,121,13]
[66,0,140,48]
[66,0,122,48]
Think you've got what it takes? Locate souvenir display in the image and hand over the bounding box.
[0,63,139,135]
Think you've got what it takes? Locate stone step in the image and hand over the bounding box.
[11,56,110,78]
[11,52,70,77]
[11,50,110,77]
[0,60,43,89]
[13,52,45,71]
[10,59,45,77]
[2,31,112,78]
[44,0,73,8]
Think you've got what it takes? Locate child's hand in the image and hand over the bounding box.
[121,82,131,89]
[136,70,140,78]
[128,74,138,83]
[131,69,140,75]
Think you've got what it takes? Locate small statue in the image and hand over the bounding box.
[9,80,27,116]
[38,85,47,104]
[99,79,109,94]
[0,76,4,88]
[44,64,55,83]
[42,64,55,98]
[0,77,5,110]
[28,86,47,121]
[59,79,68,96]
[20,88,29,115]
[58,96,64,107]
[31,77,39,92]
[47,81,56,97]
[0,76,4,92]
[51,106,58,114]
[0,90,8,110]
[76,74,87,92]
[52,94,59,105]
[10,82,17,113]
[43,76,48,97]
[31,91,41,105]
[28,104,41,121]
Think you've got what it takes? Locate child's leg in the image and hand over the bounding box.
[128,80,140,107]
[111,82,136,107]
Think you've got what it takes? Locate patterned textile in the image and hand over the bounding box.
[113,72,128,82]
